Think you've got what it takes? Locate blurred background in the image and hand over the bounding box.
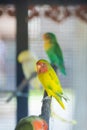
[0,1,87,130]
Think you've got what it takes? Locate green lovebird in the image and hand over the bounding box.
[43,32,66,75]
[15,116,48,130]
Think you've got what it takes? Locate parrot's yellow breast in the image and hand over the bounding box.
[38,70,63,96]
[38,72,53,96]
[44,42,52,51]
[38,72,50,88]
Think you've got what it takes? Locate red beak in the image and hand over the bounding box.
[36,61,48,74]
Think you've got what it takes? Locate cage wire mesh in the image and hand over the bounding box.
[0,5,87,130]
[0,40,16,129]
[0,7,16,130]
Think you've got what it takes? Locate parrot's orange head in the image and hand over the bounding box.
[43,33,50,41]
[33,119,48,130]
[43,32,57,43]
[36,59,48,74]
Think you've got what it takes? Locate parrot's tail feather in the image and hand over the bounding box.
[54,94,65,109]
[62,70,66,75]
[58,63,66,75]
[60,67,66,75]
[58,93,70,102]
[63,96,70,102]
[62,93,70,102]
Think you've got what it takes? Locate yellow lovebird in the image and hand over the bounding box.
[36,59,68,109]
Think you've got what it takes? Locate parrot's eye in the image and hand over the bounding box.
[46,35,50,39]
[41,63,46,67]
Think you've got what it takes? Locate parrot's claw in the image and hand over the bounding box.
[42,96,51,102]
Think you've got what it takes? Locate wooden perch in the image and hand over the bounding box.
[40,91,52,127]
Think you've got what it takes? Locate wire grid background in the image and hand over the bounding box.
[0,5,87,130]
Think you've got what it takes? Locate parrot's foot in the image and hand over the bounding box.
[42,96,51,102]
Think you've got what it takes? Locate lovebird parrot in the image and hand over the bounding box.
[36,59,68,109]
[15,116,48,130]
[43,32,66,75]
[18,50,41,89]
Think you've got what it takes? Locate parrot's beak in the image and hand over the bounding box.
[37,64,41,70]
[36,63,41,73]
[43,34,50,42]
[36,61,48,74]
[43,34,47,40]
[33,120,48,130]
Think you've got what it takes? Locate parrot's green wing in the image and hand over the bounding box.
[55,43,64,63]
[46,47,59,65]
[48,68,63,93]
[48,68,68,108]
[15,117,33,130]
[55,43,66,74]
[48,68,69,101]
[52,43,66,75]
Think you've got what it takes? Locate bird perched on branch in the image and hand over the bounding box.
[6,50,40,102]
[15,116,48,130]
[43,32,66,75]
[36,59,68,109]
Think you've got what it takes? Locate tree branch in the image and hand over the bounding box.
[6,72,37,102]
